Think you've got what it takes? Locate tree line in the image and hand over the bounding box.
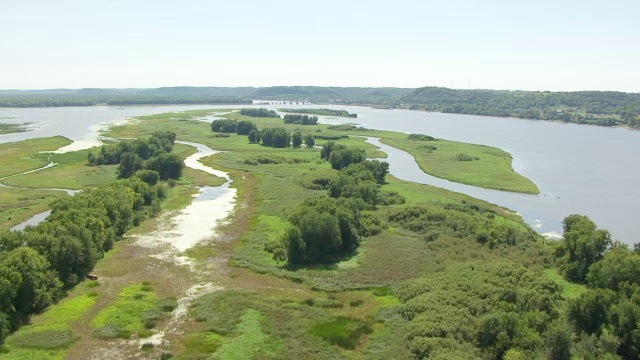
[211,119,316,149]
[0,176,168,346]
[87,131,184,181]
[239,108,280,118]
[282,114,319,125]
[403,87,640,127]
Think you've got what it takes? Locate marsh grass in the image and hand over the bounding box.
[92,283,160,339]
[2,293,98,359]
[0,188,66,231]
[0,136,71,178]
[3,149,117,189]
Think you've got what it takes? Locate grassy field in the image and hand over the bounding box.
[1,109,557,359]
[381,135,540,194]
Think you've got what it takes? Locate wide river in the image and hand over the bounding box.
[0,104,638,244]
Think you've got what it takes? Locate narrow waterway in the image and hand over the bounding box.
[134,141,236,252]
[366,137,564,238]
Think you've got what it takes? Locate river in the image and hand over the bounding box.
[1,104,638,244]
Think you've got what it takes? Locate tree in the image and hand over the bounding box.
[304,134,315,148]
[135,169,160,185]
[558,214,612,282]
[145,153,184,180]
[0,247,60,323]
[236,120,256,135]
[545,320,572,360]
[211,119,237,133]
[117,152,144,179]
[260,127,290,148]
[292,131,302,148]
[320,141,346,160]
[329,147,366,170]
[568,289,617,335]
[281,196,364,265]
[248,129,258,144]
[588,246,640,291]
[610,298,640,359]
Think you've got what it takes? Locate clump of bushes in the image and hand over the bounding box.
[456,153,479,161]
[310,316,372,349]
[408,134,436,141]
[240,108,279,118]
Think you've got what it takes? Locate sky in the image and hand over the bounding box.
[1,0,639,92]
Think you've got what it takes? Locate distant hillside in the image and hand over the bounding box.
[253,86,413,105]
[1,85,638,127]
[0,86,413,108]
[402,87,640,127]
[0,87,256,107]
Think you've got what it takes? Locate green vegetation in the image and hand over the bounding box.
[283,114,319,125]
[404,86,640,127]
[0,189,66,232]
[92,283,171,339]
[240,108,279,118]
[1,292,97,359]
[0,136,71,178]
[383,133,540,193]
[3,148,117,189]
[310,316,372,349]
[0,87,253,107]
[0,123,27,135]
[279,108,358,118]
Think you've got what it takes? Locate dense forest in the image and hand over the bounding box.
[403,87,640,127]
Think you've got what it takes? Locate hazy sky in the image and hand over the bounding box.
[2,0,639,91]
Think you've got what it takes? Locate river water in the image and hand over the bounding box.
[1,104,638,244]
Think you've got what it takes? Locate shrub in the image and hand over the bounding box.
[455,153,479,161]
[310,316,372,349]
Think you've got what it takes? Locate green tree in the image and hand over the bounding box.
[588,246,640,291]
[558,214,612,282]
[292,131,303,148]
[145,153,184,180]
[304,134,315,148]
[545,320,572,360]
[135,169,160,185]
[0,247,60,323]
[248,129,258,143]
[320,141,346,160]
[236,120,256,135]
[610,298,640,359]
[329,147,366,170]
[568,289,617,335]
[117,152,144,179]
